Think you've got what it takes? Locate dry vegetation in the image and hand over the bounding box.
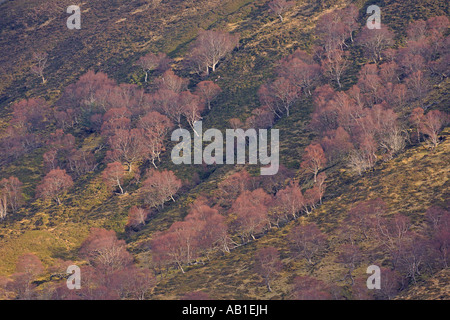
[0,0,449,299]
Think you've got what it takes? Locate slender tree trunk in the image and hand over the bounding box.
[117,180,124,194]
[192,124,200,137]
[0,195,7,220]
[266,278,272,292]
[177,261,185,274]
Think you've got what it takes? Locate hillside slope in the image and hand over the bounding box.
[0,0,336,276]
[150,128,450,299]
[0,0,449,300]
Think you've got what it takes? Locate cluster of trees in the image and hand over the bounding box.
[2,3,449,300]
[102,165,182,216]
[0,253,45,300]
[289,221,328,267]
[1,27,234,214]
[252,199,449,299]
[410,108,449,149]
[313,4,360,87]
[253,241,336,299]
[305,15,449,175]
[0,98,51,165]
[251,223,329,296]
[261,12,448,183]
[227,13,449,294]
[258,49,314,119]
[151,197,232,273]
[43,129,98,177]
[73,228,155,300]
[334,199,450,299]
[128,10,449,301]
[37,28,232,203]
[0,98,93,207]
[232,175,325,242]
[0,229,156,300]
[148,166,326,274]
[257,10,448,176]
[25,63,218,205]
[55,68,221,172]
[35,128,95,205]
[257,5,359,121]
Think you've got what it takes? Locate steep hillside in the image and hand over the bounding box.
[151,128,450,299]
[0,0,337,276]
[0,0,449,300]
